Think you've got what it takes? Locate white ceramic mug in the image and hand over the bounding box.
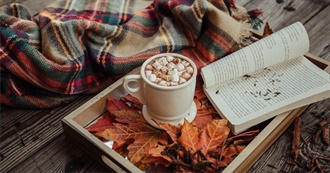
[123,53,197,128]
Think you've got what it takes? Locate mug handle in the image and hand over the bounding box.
[123,74,147,104]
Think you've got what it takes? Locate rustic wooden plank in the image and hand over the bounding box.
[0,0,55,16]
[243,0,330,32]
[0,0,23,7]
[6,135,108,173]
[305,5,330,60]
[0,95,94,172]
[249,99,330,173]
[237,0,330,61]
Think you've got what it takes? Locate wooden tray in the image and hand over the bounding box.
[62,53,330,173]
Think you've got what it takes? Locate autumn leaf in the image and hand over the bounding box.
[107,97,131,111]
[219,145,246,166]
[178,119,200,154]
[262,22,273,38]
[111,109,146,124]
[127,124,168,163]
[149,145,171,162]
[251,22,273,41]
[194,110,215,128]
[112,138,134,157]
[200,119,230,155]
[96,121,168,163]
[86,112,114,133]
[194,81,207,100]
[88,83,260,172]
[156,120,182,143]
[121,95,143,110]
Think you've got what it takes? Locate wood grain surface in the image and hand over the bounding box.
[1,0,329,172]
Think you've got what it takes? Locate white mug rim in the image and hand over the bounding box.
[140,53,197,90]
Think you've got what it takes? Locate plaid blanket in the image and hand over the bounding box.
[1,0,254,108]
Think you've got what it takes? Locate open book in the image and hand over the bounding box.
[200,22,330,134]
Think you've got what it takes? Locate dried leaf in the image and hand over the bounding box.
[107,97,131,111]
[194,114,214,128]
[149,145,172,164]
[156,120,182,143]
[127,126,168,163]
[178,119,201,153]
[251,22,273,41]
[96,122,168,163]
[86,112,114,133]
[112,109,146,124]
[221,145,246,163]
[88,81,260,171]
[121,95,143,110]
[194,82,207,100]
[200,119,230,155]
[262,22,273,38]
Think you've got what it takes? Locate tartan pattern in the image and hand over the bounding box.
[0,0,248,108]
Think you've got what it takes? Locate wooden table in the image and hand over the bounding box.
[1,0,329,172]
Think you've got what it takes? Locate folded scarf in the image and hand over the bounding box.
[0,0,254,108]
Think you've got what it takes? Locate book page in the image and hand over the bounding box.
[205,56,330,125]
[201,22,309,88]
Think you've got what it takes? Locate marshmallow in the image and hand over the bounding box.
[176,63,185,71]
[171,74,179,82]
[166,55,174,62]
[179,77,187,84]
[182,72,191,79]
[157,57,168,65]
[159,80,167,86]
[145,64,153,70]
[152,61,162,70]
[186,66,193,74]
[145,70,152,77]
[160,66,168,73]
[167,62,176,69]
[168,68,178,76]
[148,74,157,82]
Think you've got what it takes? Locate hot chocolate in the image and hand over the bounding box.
[144,55,194,86]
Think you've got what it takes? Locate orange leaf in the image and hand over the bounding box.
[127,124,168,163]
[111,109,146,124]
[156,120,182,143]
[178,119,200,153]
[149,145,172,163]
[107,97,131,111]
[193,114,214,128]
[86,112,114,133]
[222,145,245,160]
[200,119,230,155]
[262,22,273,38]
[96,121,168,164]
